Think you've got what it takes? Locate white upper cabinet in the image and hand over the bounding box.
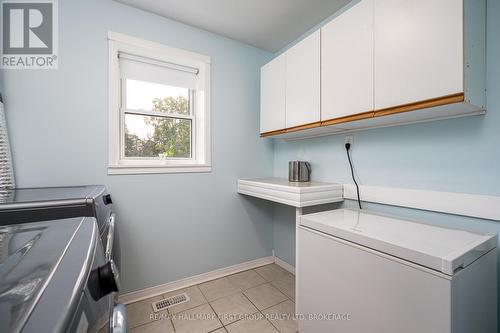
[260,0,485,139]
[374,0,464,110]
[260,53,286,133]
[322,0,374,121]
[285,30,321,128]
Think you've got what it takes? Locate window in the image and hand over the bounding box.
[108,32,211,174]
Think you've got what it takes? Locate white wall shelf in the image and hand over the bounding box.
[237,178,343,208]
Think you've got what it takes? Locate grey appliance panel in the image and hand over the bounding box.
[0,186,107,229]
[0,185,121,284]
[0,202,93,226]
[0,217,85,333]
[0,186,105,205]
[22,218,111,333]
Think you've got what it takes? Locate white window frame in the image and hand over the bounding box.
[108,31,211,174]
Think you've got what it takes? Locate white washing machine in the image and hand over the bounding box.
[297,209,497,333]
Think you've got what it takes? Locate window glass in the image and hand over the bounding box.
[124,113,191,158]
[125,79,190,115]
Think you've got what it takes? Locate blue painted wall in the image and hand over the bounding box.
[0,0,274,293]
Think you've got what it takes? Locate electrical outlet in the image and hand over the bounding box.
[345,135,353,145]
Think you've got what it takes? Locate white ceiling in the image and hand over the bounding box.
[114,0,352,52]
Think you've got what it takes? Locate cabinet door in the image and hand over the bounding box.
[322,0,374,121]
[374,0,463,110]
[285,30,320,128]
[260,54,286,133]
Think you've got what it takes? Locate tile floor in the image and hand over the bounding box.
[127,264,297,333]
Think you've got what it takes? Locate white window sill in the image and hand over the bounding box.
[108,164,212,175]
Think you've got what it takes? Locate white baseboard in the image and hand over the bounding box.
[118,256,274,304]
[274,256,295,275]
[344,184,500,221]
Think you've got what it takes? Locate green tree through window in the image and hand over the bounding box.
[125,95,191,158]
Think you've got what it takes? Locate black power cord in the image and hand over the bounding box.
[345,143,362,209]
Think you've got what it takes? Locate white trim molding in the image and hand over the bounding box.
[344,184,500,221]
[274,256,296,275]
[118,256,274,304]
[107,31,212,175]
[107,165,211,175]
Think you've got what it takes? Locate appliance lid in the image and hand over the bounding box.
[300,209,497,276]
[21,217,99,333]
[0,217,87,333]
[0,185,105,208]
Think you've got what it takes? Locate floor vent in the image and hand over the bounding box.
[152,293,190,312]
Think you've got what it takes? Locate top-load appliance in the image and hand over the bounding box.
[0,216,125,333]
[0,185,120,273]
[0,185,125,332]
[297,208,497,333]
